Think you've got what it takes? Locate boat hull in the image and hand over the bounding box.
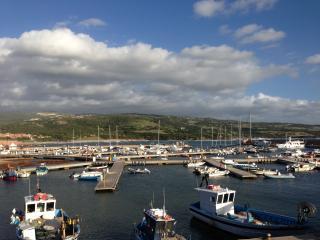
[3,176,17,181]
[189,202,304,238]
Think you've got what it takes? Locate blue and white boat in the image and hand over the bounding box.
[10,190,80,239]
[78,171,103,181]
[189,180,316,238]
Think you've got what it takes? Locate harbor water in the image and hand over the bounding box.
[0,163,319,240]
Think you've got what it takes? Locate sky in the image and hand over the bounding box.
[0,0,320,124]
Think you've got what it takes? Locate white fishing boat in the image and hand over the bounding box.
[133,207,186,240]
[189,178,316,238]
[264,172,295,179]
[277,137,305,149]
[186,161,205,168]
[10,188,80,240]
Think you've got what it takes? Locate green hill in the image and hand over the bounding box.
[0,112,319,141]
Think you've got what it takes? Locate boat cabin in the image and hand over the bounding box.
[139,208,176,239]
[195,184,236,216]
[24,193,56,221]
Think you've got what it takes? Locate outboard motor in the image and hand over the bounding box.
[297,202,317,224]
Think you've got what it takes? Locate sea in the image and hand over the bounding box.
[0,141,319,240]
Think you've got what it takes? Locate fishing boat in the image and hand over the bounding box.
[10,187,80,239]
[189,177,316,238]
[36,163,48,176]
[78,171,103,181]
[3,167,18,181]
[264,172,295,179]
[133,207,186,240]
[128,168,151,174]
[186,161,205,168]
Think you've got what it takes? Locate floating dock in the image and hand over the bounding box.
[21,162,92,172]
[95,160,125,192]
[205,159,257,179]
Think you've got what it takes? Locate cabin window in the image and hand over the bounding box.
[223,194,228,203]
[229,193,235,202]
[217,194,223,204]
[37,203,45,212]
[210,196,215,202]
[46,202,55,211]
[27,204,35,213]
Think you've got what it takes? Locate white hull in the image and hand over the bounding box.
[190,205,302,238]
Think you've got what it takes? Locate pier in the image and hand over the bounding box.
[21,161,92,172]
[205,159,257,179]
[95,160,125,192]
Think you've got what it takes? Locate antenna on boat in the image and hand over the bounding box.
[150,192,155,208]
[199,174,209,188]
[162,188,166,217]
[36,177,41,193]
[28,176,31,195]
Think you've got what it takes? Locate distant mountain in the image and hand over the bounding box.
[0,112,319,141]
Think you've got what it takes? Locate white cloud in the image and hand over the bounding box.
[194,0,277,17]
[234,24,285,44]
[230,0,278,13]
[78,18,106,27]
[305,54,320,64]
[1,28,316,123]
[219,24,232,35]
[193,0,225,17]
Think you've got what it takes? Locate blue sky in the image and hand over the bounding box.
[0,0,319,123]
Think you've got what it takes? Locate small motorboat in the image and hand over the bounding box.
[189,176,316,238]
[36,163,49,176]
[234,162,258,171]
[133,207,186,240]
[207,169,230,177]
[185,161,205,168]
[222,159,237,165]
[17,171,31,178]
[264,172,295,179]
[128,168,151,174]
[10,187,80,240]
[255,169,278,176]
[287,163,316,172]
[85,164,109,172]
[69,172,81,180]
[3,168,18,181]
[78,171,103,181]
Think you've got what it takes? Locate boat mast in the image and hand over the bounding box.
[157,120,160,146]
[239,118,242,148]
[224,125,227,147]
[249,113,252,141]
[97,125,100,148]
[108,125,111,149]
[116,125,118,146]
[230,124,233,143]
[72,128,75,149]
[211,126,213,148]
[200,127,203,150]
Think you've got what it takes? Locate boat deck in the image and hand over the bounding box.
[240,233,320,240]
[204,159,257,179]
[95,160,125,192]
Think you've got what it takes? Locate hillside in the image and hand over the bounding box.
[0,112,319,142]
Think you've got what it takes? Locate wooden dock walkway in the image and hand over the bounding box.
[205,159,257,179]
[95,160,125,192]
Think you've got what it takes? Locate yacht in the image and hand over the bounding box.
[277,137,305,149]
[189,180,316,237]
[10,189,80,239]
[287,163,316,172]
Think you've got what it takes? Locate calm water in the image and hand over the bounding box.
[1,164,319,240]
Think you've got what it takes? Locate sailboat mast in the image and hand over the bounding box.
[108,125,111,148]
[239,118,242,148]
[200,127,203,150]
[157,120,160,145]
[211,126,213,148]
[249,113,252,140]
[97,125,100,148]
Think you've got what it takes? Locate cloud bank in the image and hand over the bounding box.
[0,28,319,123]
